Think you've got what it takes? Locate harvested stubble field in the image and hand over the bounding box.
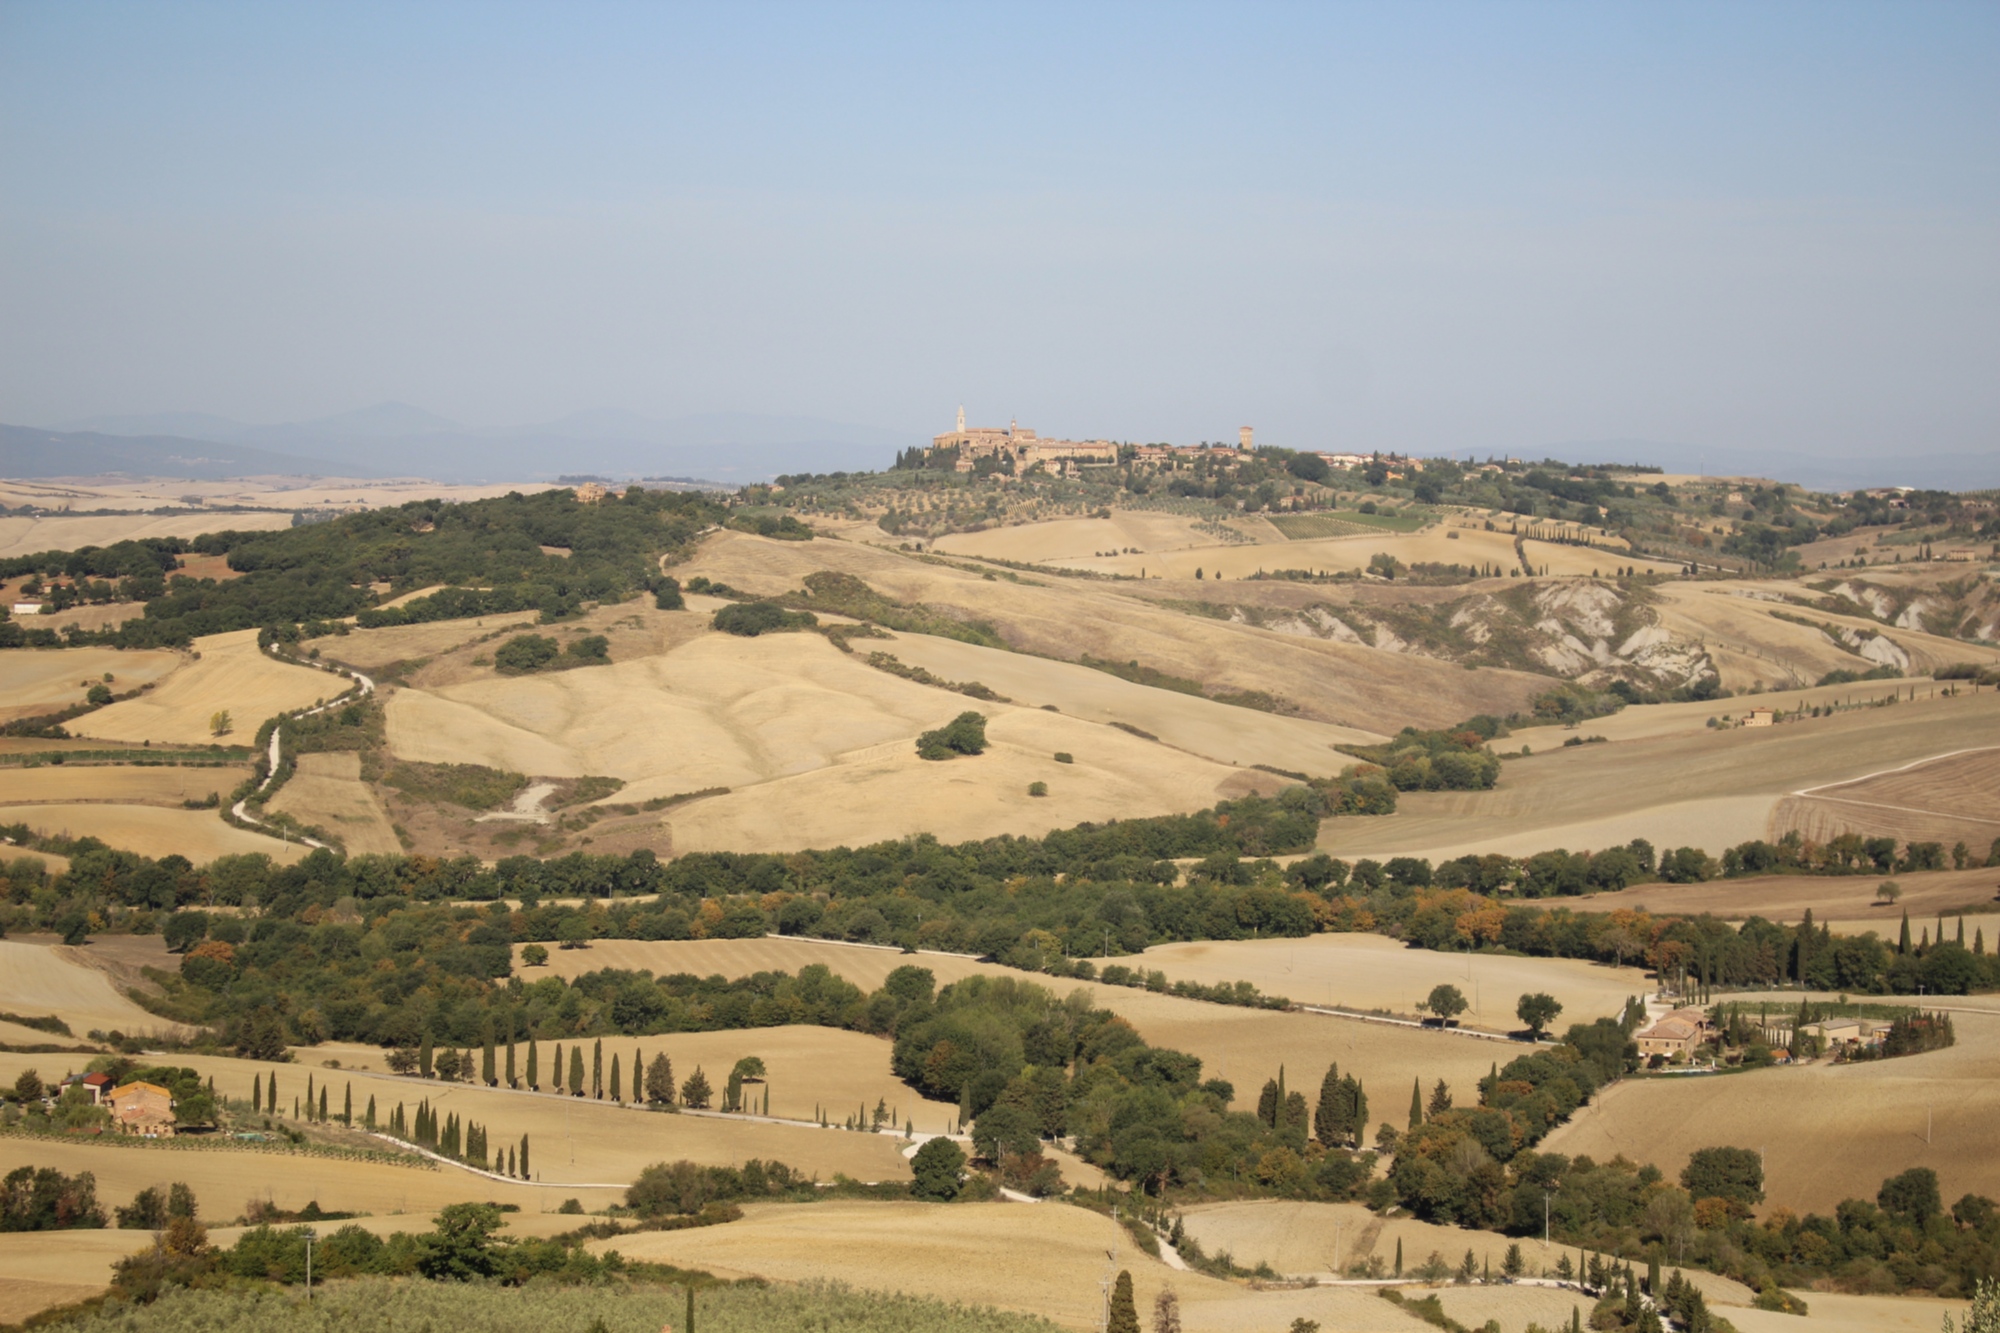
[1539,1011,2000,1215]
[0,646,183,722]
[265,751,403,855]
[1519,866,2000,929]
[525,938,1568,1124]
[591,1199,1434,1332]
[373,598,1301,856]
[931,511,1223,562]
[858,632,1382,760]
[1316,690,2000,863]
[1180,1199,1524,1277]
[1580,678,1941,744]
[1134,935,1649,1033]
[0,1205,578,1323]
[72,629,338,747]
[312,610,543,671]
[0,939,185,1036]
[0,763,247,808]
[1772,745,2000,850]
[0,1036,919,1189]
[0,511,295,561]
[0,802,307,864]
[687,531,1552,732]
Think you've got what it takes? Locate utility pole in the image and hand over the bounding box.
[302,1227,317,1303]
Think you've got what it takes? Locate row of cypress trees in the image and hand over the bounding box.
[248,1069,379,1133]
[383,1097,533,1179]
[1251,1063,1370,1148]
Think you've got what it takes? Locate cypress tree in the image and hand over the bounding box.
[570,1045,586,1097]
[1647,1253,1660,1295]
[1409,1077,1424,1129]
[1957,917,1966,946]
[593,1039,603,1098]
[365,1094,376,1131]
[1256,1078,1280,1127]
[1314,1063,1342,1147]
[506,1144,514,1176]
[343,1082,352,1125]
[610,1053,621,1103]
[1394,1237,1403,1276]
[520,1134,530,1179]
[293,1097,299,1118]
[1107,1270,1140,1333]
[686,1285,695,1333]
[527,1039,539,1090]
[634,1045,643,1101]
[553,1043,564,1093]
[306,1073,315,1119]
[319,1087,328,1121]
[419,1032,434,1078]
[482,1019,497,1086]
[270,1072,279,1116]
[1898,909,1911,954]
[505,1024,517,1088]
[251,1072,262,1113]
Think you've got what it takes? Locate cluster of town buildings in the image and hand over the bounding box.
[924,410,1425,479]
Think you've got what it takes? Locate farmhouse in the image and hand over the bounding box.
[1742,708,1774,728]
[1636,1007,1714,1060]
[105,1080,177,1137]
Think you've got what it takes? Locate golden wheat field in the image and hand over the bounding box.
[0,646,184,720]
[1524,866,2000,927]
[0,1042,917,1195]
[265,751,403,856]
[686,531,1553,732]
[1540,1011,2000,1215]
[1133,935,1650,1031]
[590,1199,1442,1333]
[0,802,306,864]
[1316,689,2000,863]
[0,939,180,1035]
[372,602,1300,855]
[72,629,338,746]
[874,632,1385,757]
[0,511,295,562]
[523,937,1569,1126]
[311,611,543,670]
[0,763,248,808]
[1771,744,2000,850]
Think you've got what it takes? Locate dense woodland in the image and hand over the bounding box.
[0,487,720,649]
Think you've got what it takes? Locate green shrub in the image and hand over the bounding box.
[712,601,818,636]
[917,712,987,761]
[1027,782,1048,797]
[493,635,560,674]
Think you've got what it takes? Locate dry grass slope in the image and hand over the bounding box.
[73,629,337,746]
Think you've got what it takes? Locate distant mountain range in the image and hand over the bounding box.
[25,405,917,484]
[1541,439,2000,492]
[0,423,366,482]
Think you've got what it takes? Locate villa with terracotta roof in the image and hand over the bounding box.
[105,1081,177,1138]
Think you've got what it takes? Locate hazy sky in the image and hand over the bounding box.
[3,2,1996,456]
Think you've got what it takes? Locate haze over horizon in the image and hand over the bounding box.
[3,3,1997,475]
